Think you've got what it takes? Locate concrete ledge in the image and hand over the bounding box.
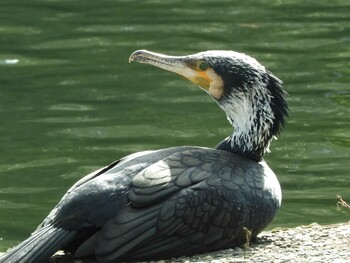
[2,222,350,262]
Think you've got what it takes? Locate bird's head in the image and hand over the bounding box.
[129,50,288,160]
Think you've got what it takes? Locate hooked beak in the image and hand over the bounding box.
[129,50,186,73]
[129,50,224,99]
[129,50,211,89]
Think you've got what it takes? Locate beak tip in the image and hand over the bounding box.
[129,50,148,63]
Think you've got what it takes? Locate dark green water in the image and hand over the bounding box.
[0,0,349,251]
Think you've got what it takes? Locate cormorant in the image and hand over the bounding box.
[0,50,288,263]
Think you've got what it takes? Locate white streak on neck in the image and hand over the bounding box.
[218,84,275,156]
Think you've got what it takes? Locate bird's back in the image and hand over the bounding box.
[39,146,281,261]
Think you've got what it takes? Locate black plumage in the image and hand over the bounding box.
[0,50,288,263]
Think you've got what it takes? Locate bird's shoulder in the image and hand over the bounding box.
[129,146,265,207]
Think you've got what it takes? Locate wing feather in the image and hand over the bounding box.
[78,147,275,261]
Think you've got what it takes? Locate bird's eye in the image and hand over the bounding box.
[199,62,208,71]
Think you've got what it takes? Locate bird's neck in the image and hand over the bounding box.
[215,92,275,162]
[230,130,272,162]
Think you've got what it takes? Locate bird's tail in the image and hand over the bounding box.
[0,225,76,263]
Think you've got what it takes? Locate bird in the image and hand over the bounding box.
[0,49,288,263]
